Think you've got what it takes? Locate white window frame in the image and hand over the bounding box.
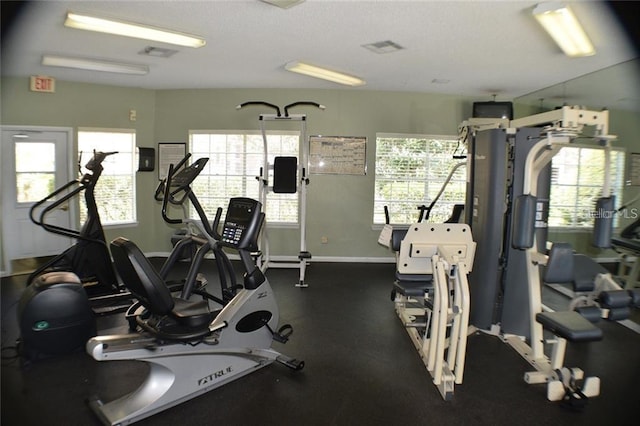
[373,133,467,226]
[189,130,300,226]
[549,144,625,230]
[77,128,137,227]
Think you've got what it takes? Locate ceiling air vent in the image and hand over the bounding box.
[139,46,178,58]
[362,40,404,54]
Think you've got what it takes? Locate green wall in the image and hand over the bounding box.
[1,77,477,264]
[0,77,160,262]
[3,76,639,269]
[154,88,475,259]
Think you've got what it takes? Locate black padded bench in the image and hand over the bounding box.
[394,273,433,298]
[391,227,433,297]
[536,311,603,342]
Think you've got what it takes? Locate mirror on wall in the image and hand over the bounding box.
[515,58,640,113]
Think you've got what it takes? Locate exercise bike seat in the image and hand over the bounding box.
[111,237,214,334]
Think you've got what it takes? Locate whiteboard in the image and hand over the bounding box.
[309,136,367,175]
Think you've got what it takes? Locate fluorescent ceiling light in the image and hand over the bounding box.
[285,61,365,87]
[42,55,149,75]
[532,3,595,57]
[64,12,206,48]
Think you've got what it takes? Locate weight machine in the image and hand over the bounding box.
[236,101,325,287]
[378,222,476,400]
[462,106,638,406]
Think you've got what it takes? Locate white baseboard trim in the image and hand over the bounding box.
[145,252,396,264]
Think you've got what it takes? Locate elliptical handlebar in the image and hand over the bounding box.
[154,153,192,202]
[159,157,215,237]
[161,163,183,225]
[29,150,119,243]
[85,150,118,172]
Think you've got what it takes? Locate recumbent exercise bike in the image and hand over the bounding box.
[87,189,303,425]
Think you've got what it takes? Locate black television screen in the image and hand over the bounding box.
[472,101,513,120]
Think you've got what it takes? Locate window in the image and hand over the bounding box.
[15,142,56,203]
[77,129,137,225]
[549,145,625,228]
[189,131,300,224]
[374,133,466,224]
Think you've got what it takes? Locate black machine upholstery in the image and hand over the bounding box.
[572,254,607,292]
[536,311,603,342]
[538,243,603,342]
[544,243,574,284]
[111,237,174,315]
[110,237,214,334]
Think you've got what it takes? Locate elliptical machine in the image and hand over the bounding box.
[25,151,130,306]
[17,151,127,360]
[153,154,241,304]
[87,195,303,425]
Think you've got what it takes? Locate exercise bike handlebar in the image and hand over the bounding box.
[211,208,224,241]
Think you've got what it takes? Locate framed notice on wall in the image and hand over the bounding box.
[309,136,367,175]
[158,143,186,180]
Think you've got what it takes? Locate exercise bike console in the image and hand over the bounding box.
[219,198,263,250]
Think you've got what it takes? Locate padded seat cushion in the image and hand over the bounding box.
[172,298,215,328]
[391,229,408,252]
[394,279,433,297]
[395,271,433,283]
[544,243,574,284]
[573,254,607,292]
[536,311,603,342]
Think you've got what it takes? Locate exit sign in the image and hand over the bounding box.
[30,75,55,93]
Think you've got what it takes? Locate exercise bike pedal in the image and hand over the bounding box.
[272,324,294,343]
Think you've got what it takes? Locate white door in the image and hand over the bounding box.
[1,127,74,274]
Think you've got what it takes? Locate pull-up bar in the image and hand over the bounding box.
[236,101,325,117]
[236,100,325,288]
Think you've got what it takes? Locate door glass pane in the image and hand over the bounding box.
[15,142,56,203]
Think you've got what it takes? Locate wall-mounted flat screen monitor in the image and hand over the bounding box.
[472,101,513,120]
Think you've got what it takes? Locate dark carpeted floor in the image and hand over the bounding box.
[2,259,639,426]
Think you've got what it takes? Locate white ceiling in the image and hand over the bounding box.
[2,0,638,110]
